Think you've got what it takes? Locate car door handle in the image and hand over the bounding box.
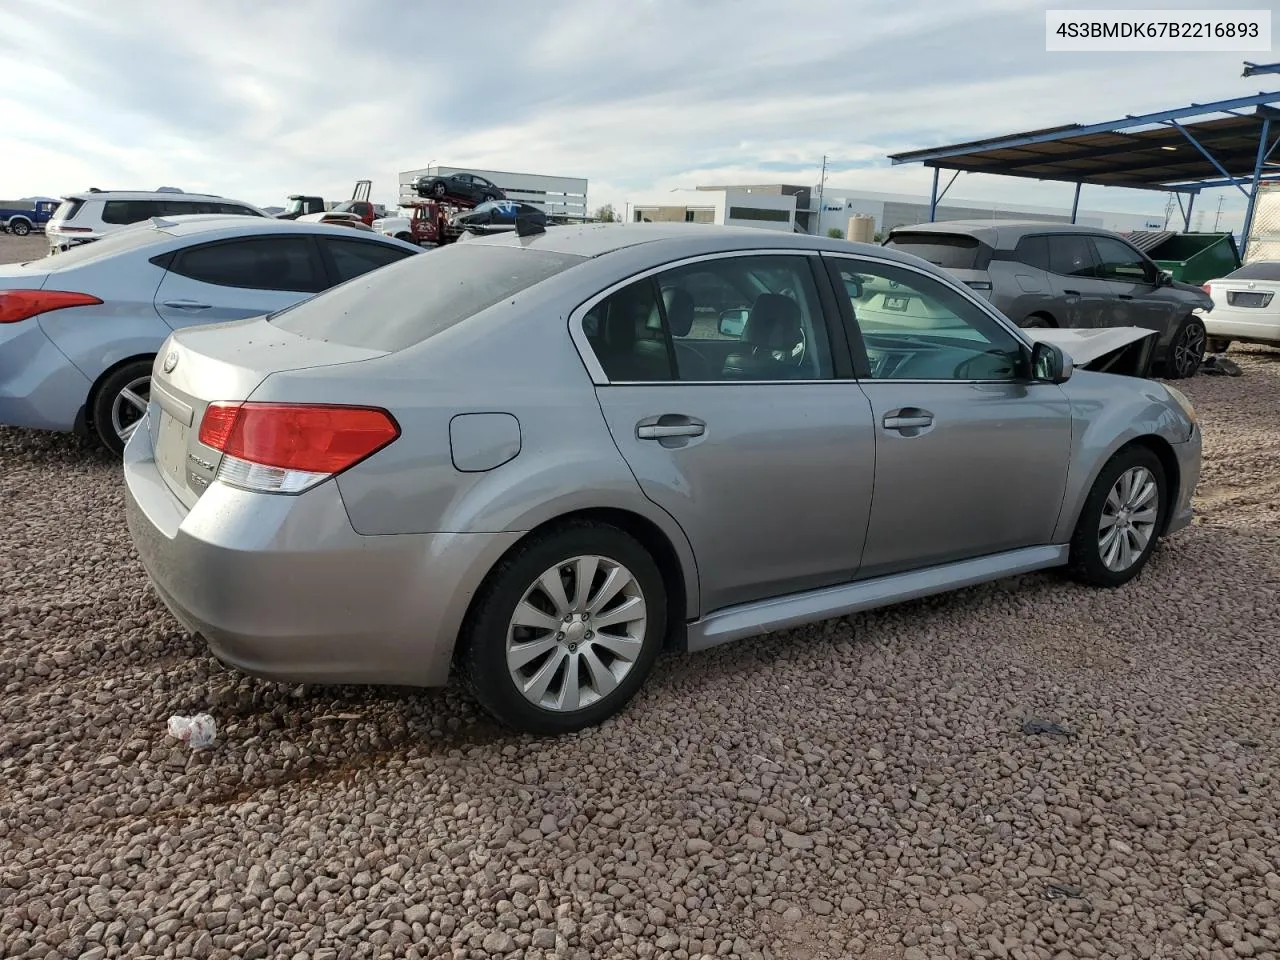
[162,300,211,310]
[1118,294,1134,300]
[1062,289,1081,296]
[636,414,705,440]
[883,410,934,430]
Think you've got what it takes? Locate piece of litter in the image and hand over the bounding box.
[1020,718,1076,738]
[167,714,217,749]
[314,713,364,722]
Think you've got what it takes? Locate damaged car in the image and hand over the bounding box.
[123,225,1200,735]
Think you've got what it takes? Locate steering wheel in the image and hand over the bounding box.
[771,325,807,369]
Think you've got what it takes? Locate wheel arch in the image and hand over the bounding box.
[1055,432,1182,542]
[457,506,696,657]
[86,353,156,428]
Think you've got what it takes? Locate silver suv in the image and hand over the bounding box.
[883,221,1214,379]
[46,189,269,254]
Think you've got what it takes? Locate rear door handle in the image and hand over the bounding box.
[883,410,934,430]
[1118,294,1134,300]
[162,300,211,310]
[1062,289,1081,296]
[636,414,705,440]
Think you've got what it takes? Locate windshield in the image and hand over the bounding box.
[269,243,586,352]
[1225,261,1280,282]
[283,198,307,216]
[31,224,169,269]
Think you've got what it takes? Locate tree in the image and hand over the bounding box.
[826,227,845,239]
[593,204,617,223]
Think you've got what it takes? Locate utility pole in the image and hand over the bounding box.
[815,155,827,235]
[1162,193,1176,230]
[1214,195,1225,231]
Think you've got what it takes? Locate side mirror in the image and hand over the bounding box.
[718,308,749,338]
[1156,269,1172,287]
[1031,341,1072,384]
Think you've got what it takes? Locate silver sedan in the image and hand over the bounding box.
[123,223,1201,734]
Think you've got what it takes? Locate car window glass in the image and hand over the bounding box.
[171,237,321,292]
[1091,236,1151,283]
[583,255,835,383]
[1047,236,1096,278]
[883,232,981,269]
[322,238,414,284]
[101,200,164,225]
[836,261,1023,382]
[1014,235,1050,271]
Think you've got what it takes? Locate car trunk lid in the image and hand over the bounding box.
[148,316,387,507]
[1206,277,1280,310]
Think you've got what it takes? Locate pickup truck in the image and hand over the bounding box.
[0,199,57,236]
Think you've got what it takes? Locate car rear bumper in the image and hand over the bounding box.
[122,419,522,688]
[0,319,91,431]
[1200,307,1280,345]
[1165,425,1201,536]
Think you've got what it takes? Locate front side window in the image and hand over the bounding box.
[582,255,835,383]
[1091,236,1153,283]
[835,260,1023,381]
[170,237,322,292]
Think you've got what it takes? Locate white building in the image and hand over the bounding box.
[397,165,589,218]
[625,188,796,231]
[808,187,1167,238]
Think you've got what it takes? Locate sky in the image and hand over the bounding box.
[1,0,1278,231]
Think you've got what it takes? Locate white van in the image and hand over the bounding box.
[46,189,270,254]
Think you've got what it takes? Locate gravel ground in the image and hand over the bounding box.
[3,228,1280,960]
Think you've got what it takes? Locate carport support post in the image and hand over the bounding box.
[1182,192,1195,233]
[1070,182,1081,223]
[929,167,940,222]
[1241,116,1272,260]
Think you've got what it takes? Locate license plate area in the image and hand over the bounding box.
[883,295,911,311]
[155,410,190,492]
[1227,291,1273,308]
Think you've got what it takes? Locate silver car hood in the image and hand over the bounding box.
[1022,327,1157,369]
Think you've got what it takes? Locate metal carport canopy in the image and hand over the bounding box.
[885,91,1280,253]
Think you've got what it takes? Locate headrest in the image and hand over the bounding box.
[603,286,651,349]
[743,293,801,350]
[662,287,695,337]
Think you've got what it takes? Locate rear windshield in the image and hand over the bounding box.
[36,225,169,269]
[1224,261,1280,282]
[52,199,84,222]
[268,243,586,352]
[883,232,982,270]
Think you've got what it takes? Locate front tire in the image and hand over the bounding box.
[1066,445,1166,588]
[1165,315,1206,379]
[1020,313,1053,329]
[459,521,667,735]
[91,360,152,456]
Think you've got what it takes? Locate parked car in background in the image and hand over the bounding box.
[0,216,420,453]
[882,221,1213,379]
[46,189,270,254]
[122,224,1200,735]
[295,211,376,232]
[1200,261,1280,351]
[328,199,384,226]
[0,198,57,236]
[412,171,505,206]
[453,199,548,235]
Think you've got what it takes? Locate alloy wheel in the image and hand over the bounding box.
[1097,465,1159,572]
[1172,322,1205,378]
[506,555,648,712]
[111,375,150,443]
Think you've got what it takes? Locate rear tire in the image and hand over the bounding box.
[10,219,31,237]
[395,232,414,243]
[91,360,153,456]
[1206,336,1232,354]
[1020,313,1054,329]
[459,521,667,735]
[433,181,447,199]
[1066,445,1167,588]
[1165,315,1206,379]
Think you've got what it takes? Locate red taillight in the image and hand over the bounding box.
[56,226,93,233]
[198,402,400,474]
[1202,283,1213,294]
[0,290,103,324]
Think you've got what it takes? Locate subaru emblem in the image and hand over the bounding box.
[162,350,178,373]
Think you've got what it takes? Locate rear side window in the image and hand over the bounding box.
[883,232,981,269]
[1013,235,1050,271]
[269,244,585,352]
[214,203,263,217]
[101,200,165,224]
[170,237,323,292]
[319,237,416,284]
[1048,236,1096,277]
[53,199,84,222]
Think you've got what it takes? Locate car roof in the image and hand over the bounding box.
[76,215,421,250]
[62,190,247,202]
[463,221,930,264]
[888,220,1120,246]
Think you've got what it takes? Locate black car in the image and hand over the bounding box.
[452,200,547,234]
[882,220,1214,379]
[412,171,506,206]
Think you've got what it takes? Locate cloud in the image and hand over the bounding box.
[0,0,1270,229]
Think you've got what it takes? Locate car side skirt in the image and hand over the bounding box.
[686,544,1069,652]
